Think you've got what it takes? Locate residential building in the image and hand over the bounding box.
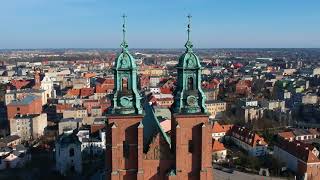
[7,95,42,120]
[58,118,82,135]
[55,130,82,175]
[274,139,320,180]
[278,129,319,142]
[9,113,47,141]
[206,100,226,119]
[212,139,227,162]
[211,121,232,141]
[0,145,30,170]
[226,126,268,156]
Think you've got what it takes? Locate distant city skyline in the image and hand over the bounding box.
[1,0,320,49]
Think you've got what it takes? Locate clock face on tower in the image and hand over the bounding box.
[120,96,131,107]
[186,95,197,106]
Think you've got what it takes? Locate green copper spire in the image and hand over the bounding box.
[109,15,143,115]
[172,15,208,114]
[185,14,193,52]
[120,14,128,51]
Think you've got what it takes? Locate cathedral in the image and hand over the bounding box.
[105,15,213,180]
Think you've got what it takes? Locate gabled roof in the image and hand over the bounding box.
[276,139,320,163]
[278,131,295,140]
[142,103,171,151]
[212,139,226,152]
[228,126,267,147]
[212,121,225,133]
[212,121,233,134]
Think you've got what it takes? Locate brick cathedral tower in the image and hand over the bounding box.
[106,15,144,180]
[170,15,213,180]
[106,15,213,180]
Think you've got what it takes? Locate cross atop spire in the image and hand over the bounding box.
[187,14,192,41]
[121,14,128,51]
[185,14,193,52]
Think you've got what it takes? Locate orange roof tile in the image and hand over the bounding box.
[212,139,226,152]
[212,121,225,133]
[278,131,295,140]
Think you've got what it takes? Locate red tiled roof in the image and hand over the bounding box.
[10,80,31,90]
[80,87,95,97]
[67,89,80,96]
[276,139,320,163]
[212,139,226,152]
[212,122,233,134]
[212,121,225,133]
[278,131,295,140]
[228,126,267,147]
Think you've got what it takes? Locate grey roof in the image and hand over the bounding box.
[14,114,40,119]
[206,100,226,104]
[57,131,81,146]
[9,95,40,106]
[7,88,45,94]
[292,129,312,136]
[59,118,82,123]
[0,146,13,154]
[0,135,20,144]
[93,117,106,124]
[15,144,27,152]
[82,137,101,143]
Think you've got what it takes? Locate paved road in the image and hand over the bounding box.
[213,169,288,180]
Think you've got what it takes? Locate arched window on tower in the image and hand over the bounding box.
[122,77,128,92]
[187,77,194,90]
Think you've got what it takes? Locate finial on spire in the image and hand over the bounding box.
[185,14,193,52]
[121,14,128,50]
[187,14,192,41]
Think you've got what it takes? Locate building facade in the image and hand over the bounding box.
[55,131,82,175]
[9,113,47,141]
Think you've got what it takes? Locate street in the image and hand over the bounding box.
[213,169,290,180]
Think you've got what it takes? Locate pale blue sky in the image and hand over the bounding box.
[0,0,319,49]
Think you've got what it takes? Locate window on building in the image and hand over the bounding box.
[17,107,20,111]
[69,148,75,157]
[123,141,129,158]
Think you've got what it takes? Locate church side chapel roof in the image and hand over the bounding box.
[142,103,171,152]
